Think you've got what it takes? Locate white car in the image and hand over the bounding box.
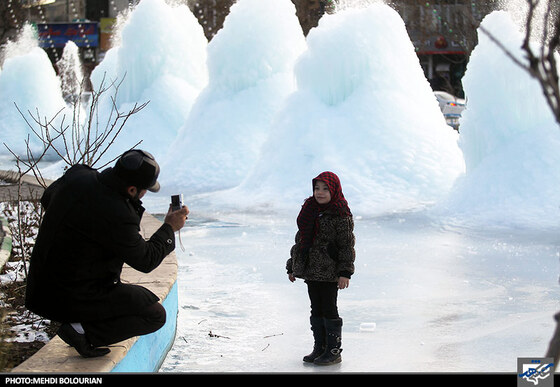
[434,91,466,130]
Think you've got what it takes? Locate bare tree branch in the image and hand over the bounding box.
[4,73,149,175]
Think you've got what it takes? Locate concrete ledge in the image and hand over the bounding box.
[0,170,51,203]
[10,212,178,373]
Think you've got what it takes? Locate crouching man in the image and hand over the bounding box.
[25,149,188,358]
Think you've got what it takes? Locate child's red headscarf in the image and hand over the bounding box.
[296,171,352,253]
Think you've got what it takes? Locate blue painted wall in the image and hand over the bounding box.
[111,282,178,372]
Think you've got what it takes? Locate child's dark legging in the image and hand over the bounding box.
[306,280,339,319]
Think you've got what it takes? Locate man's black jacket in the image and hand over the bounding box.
[25,164,175,323]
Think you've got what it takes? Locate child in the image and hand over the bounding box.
[286,171,356,365]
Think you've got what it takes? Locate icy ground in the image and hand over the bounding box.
[156,208,560,373]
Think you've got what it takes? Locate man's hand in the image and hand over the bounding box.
[165,205,189,232]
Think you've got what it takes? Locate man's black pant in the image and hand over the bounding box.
[306,280,339,319]
[82,302,166,347]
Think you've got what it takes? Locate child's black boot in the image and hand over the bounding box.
[313,317,342,365]
[303,316,326,362]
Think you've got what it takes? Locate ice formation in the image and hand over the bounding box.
[218,3,464,215]
[0,25,66,157]
[160,0,307,193]
[435,11,560,229]
[89,0,208,165]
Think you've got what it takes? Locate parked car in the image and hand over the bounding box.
[434,91,466,130]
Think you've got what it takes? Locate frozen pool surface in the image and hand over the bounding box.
[159,211,560,373]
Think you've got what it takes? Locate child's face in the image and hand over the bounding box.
[314,180,331,205]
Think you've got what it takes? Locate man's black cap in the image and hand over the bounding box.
[113,149,160,192]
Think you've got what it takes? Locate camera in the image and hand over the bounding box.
[171,194,183,211]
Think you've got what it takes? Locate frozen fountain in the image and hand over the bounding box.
[89,0,209,165]
[434,10,560,229]
[57,41,85,101]
[209,2,464,216]
[0,24,67,158]
[160,0,307,194]
[0,0,558,227]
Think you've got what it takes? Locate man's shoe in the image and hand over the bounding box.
[57,323,110,358]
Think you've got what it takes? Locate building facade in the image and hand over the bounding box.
[389,0,500,96]
[3,0,500,96]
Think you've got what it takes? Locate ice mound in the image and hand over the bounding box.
[0,25,66,157]
[219,3,464,215]
[90,0,208,165]
[434,11,560,229]
[160,0,306,193]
